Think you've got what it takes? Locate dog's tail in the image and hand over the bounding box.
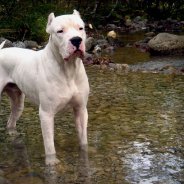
[0,41,6,49]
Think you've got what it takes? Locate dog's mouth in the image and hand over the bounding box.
[64,49,84,62]
[74,49,83,54]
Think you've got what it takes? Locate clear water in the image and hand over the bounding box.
[0,33,184,184]
[0,68,183,184]
[109,31,150,64]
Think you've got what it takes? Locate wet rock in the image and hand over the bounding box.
[40,41,47,47]
[159,65,183,74]
[133,16,142,23]
[109,63,116,69]
[24,40,38,49]
[148,33,184,55]
[107,30,117,39]
[134,19,147,30]
[104,46,115,53]
[96,39,109,49]
[108,63,129,72]
[124,16,148,32]
[125,18,132,27]
[106,24,117,30]
[121,64,129,71]
[94,57,184,75]
[145,32,156,37]
[93,45,101,54]
[0,37,5,43]
[85,37,96,52]
[115,63,126,71]
[107,36,124,47]
[106,37,115,46]
[100,64,108,70]
[107,30,119,46]
[129,59,184,75]
[97,25,104,29]
[93,56,112,65]
[146,19,184,33]
[134,37,151,52]
[0,37,13,47]
[83,53,93,65]
[13,41,26,48]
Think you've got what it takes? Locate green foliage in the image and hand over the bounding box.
[26,15,48,42]
[1,0,184,42]
[0,1,61,42]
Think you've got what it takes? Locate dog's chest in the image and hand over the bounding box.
[50,81,85,112]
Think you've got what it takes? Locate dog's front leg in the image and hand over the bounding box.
[39,107,60,165]
[74,107,88,151]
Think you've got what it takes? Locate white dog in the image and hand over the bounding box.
[0,10,89,165]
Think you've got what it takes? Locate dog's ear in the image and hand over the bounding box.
[73,9,80,17]
[46,13,55,34]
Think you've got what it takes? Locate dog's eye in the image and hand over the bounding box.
[57,30,63,33]
[79,27,84,31]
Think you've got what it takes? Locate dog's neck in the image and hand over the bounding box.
[46,37,63,62]
[44,38,80,80]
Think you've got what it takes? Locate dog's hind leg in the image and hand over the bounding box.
[5,83,25,134]
[0,80,7,104]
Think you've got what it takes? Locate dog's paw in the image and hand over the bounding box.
[46,154,60,166]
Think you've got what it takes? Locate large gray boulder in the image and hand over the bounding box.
[148,33,184,55]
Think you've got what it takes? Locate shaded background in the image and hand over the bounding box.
[1,0,184,42]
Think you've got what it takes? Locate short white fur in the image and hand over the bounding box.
[0,10,89,165]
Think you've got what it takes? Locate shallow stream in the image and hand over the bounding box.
[0,33,184,184]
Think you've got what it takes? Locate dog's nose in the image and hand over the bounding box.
[70,36,82,49]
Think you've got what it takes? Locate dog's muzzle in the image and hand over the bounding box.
[64,36,84,61]
[70,36,82,49]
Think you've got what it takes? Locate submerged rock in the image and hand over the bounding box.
[148,33,184,55]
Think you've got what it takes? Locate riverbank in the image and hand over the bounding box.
[1,20,184,76]
[89,56,184,75]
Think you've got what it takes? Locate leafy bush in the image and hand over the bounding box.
[1,0,184,42]
[0,2,59,42]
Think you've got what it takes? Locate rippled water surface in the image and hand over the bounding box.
[0,66,183,184]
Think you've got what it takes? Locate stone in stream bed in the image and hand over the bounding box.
[0,37,13,47]
[148,33,184,55]
[92,59,184,75]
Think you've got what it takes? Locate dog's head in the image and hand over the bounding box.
[46,10,86,61]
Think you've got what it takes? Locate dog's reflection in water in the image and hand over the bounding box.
[6,134,91,184]
[45,149,91,184]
